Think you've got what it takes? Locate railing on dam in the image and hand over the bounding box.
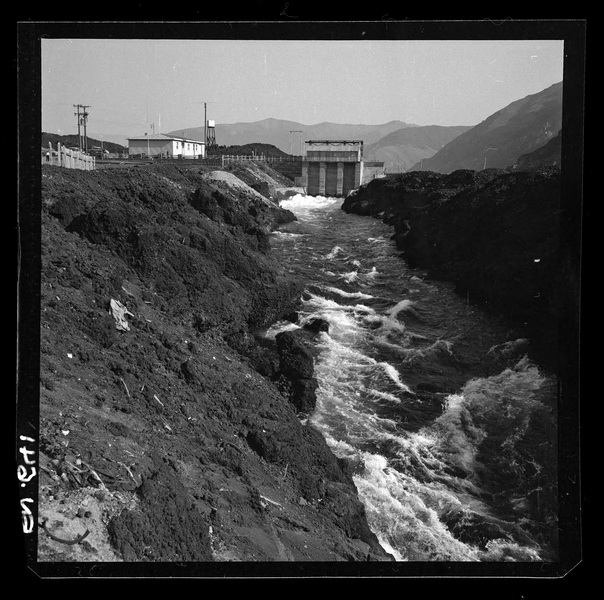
[220,154,303,167]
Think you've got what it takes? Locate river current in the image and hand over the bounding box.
[263,193,558,562]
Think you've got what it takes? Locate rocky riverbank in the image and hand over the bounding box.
[33,161,392,568]
[342,167,565,373]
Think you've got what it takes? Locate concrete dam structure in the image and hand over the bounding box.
[301,140,363,197]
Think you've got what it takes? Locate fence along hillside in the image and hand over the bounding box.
[43,142,95,171]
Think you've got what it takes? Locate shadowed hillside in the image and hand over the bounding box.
[408,82,563,173]
[364,125,472,172]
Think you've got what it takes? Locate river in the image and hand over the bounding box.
[263,193,558,562]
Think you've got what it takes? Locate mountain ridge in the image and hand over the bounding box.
[364,124,473,172]
[47,80,564,172]
[408,81,563,173]
[170,118,415,154]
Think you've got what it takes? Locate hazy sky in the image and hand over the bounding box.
[41,38,564,140]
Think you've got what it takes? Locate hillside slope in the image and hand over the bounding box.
[42,132,126,154]
[32,162,390,568]
[364,125,472,172]
[408,82,563,173]
[514,129,562,170]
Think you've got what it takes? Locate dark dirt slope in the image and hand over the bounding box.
[342,167,565,373]
[35,162,390,567]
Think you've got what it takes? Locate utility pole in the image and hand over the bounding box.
[289,130,302,156]
[74,104,91,153]
[82,106,89,153]
[74,105,81,151]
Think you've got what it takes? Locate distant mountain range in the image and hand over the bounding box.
[170,118,477,171]
[169,119,414,155]
[363,125,473,172]
[408,81,563,173]
[44,81,563,174]
[169,81,562,174]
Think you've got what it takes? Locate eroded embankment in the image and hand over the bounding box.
[35,162,391,566]
[342,167,565,372]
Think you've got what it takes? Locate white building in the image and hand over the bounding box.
[127,133,205,159]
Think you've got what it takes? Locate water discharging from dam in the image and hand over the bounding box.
[264,193,558,562]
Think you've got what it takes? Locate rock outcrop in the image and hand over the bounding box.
[275,329,319,414]
[342,167,567,372]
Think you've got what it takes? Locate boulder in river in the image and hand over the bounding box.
[275,329,318,413]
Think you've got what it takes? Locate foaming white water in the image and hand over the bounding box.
[351,453,482,561]
[366,266,379,277]
[379,362,413,393]
[314,367,495,562]
[302,292,413,396]
[304,293,374,315]
[364,388,403,404]
[423,356,550,478]
[280,193,340,212]
[428,393,480,474]
[312,357,399,444]
[380,315,407,335]
[481,539,542,562]
[318,418,484,560]
[315,325,405,391]
[272,231,304,239]
[263,321,300,339]
[399,338,454,364]
[340,270,358,283]
[325,245,345,259]
[322,286,374,300]
[267,193,557,562]
[309,297,550,560]
[322,314,553,558]
[386,299,414,318]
